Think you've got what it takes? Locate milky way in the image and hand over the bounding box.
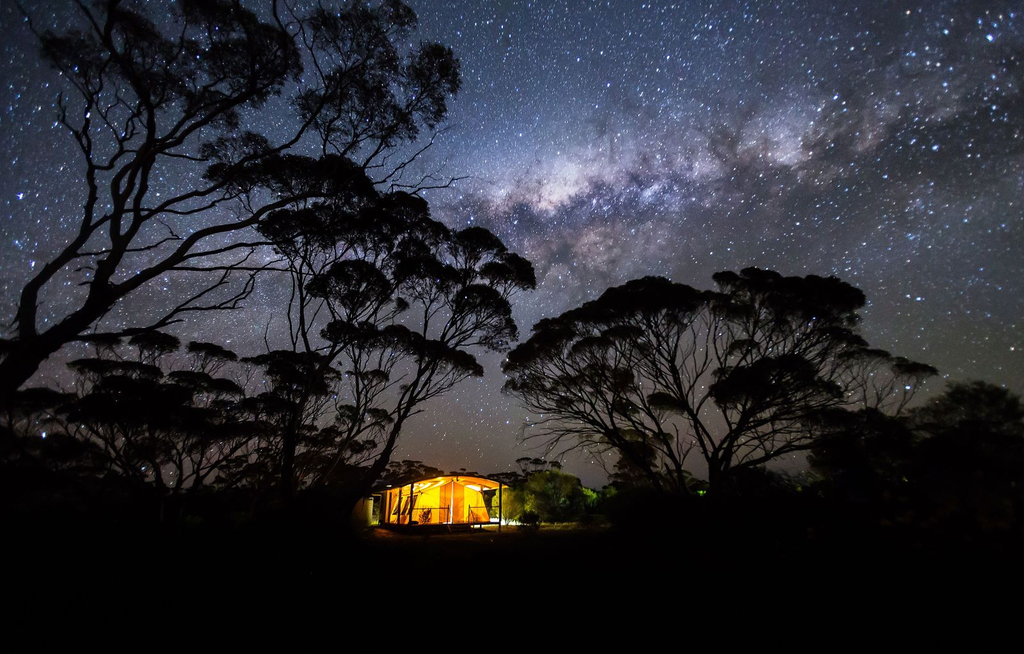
[2,1,1022,486]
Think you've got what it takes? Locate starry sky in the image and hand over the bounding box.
[2,0,1022,487]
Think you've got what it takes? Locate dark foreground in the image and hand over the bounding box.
[10,504,1022,608]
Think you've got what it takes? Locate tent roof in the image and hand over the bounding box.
[373,474,505,494]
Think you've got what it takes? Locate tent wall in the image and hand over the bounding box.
[379,476,502,526]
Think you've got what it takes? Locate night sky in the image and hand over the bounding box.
[2,1,1022,487]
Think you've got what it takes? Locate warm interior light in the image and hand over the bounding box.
[380,475,499,525]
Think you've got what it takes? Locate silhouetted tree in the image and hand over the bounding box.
[1,387,87,474]
[807,407,917,526]
[812,380,1024,538]
[504,268,935,493]
[381,459,445,485]
[232,349,341,495]
[488,470,526,488]
[1,0,460,410]
[2,334,254,494]
[256,180,536,501]
[516,456,561,474]
[905,381,1024,534]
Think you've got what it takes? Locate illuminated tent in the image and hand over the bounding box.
[380,475,505,527]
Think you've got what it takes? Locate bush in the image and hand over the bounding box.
[518,511,541,533]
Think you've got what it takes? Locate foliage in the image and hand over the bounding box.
[255,181,536,499]
[0,0,462,410]
[504,268,936,492]
[811,380,1024,537]
[3,329,442,501]
[495,467,596,524]
[499,484,527,523]
[516,456,562,474]
[905,381,1024,533]
[517,510,541,533]
[522,469,596,522]
[909,380,1024,441]
[382,459,445,485]
[808,408,916,508]
[0,0,534,506]
[3,334,254,492]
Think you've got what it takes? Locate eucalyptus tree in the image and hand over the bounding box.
[2,0,460,410]
[4,334,252,493]
[256,184,536,501]
[503,268,935,493]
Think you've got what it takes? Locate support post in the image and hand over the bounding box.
[408,482,414,525]
[395,486,402,525]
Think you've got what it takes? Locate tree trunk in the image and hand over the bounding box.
[3,285,117,411]
[707,460,727,493]
[355,415,408,499]
[280,427,297,504]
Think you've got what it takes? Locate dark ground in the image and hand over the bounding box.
[10,514,1021,598]
[7,508,1024,642]
[6,471,1023,628]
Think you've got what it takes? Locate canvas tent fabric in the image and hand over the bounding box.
[381,475,503,526]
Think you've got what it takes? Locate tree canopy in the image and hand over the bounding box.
[251,182,536,500]
[503,268,936,492]
[1,0,461,409]
[810,380,1024,535]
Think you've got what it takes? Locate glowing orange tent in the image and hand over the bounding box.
[380,475,504,528]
